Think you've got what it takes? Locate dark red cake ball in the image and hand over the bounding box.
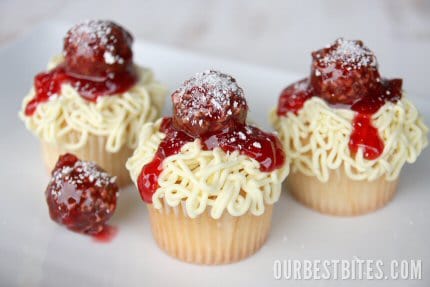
[171,70,248,136]
[64,20,133,78]
[310,38,381,105]
[46,153,118,235]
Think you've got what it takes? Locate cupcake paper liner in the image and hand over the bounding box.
[41,134,132,187]
[147,201,273,265]
[287,169,398,216]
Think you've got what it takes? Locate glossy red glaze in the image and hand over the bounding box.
[46,153,119,235]
[348,114,385,160]
[137,117,286,203]
[25,64,137,116]
[277,78,313,116]
[350,79,402,114]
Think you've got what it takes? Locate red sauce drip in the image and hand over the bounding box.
[348,114,384,160]
[277,78,402,160]
[137,117,285,203]
[92,225,118,243]
[137,118,193,202]
[25,64,137,116]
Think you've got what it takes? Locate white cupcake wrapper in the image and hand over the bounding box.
[287,170,398,216]
[147,200,274,265]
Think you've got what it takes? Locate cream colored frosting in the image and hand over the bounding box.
[126,119,289,219]
[19,56,167,153]
[271,97,428,182]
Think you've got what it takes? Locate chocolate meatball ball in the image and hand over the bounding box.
[310,38,381,105]
[46,153,118,235]
[171,70,248,136]
[64,20,133,79]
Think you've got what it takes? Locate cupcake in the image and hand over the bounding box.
[127,70,288,264]
[271,38,428,216]
[19,20,167,186]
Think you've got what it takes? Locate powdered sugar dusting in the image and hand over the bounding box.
[65,20,127,65]
[172,70,246,127]
[50,159,116,191]
[253,141,262,149]
[293,79,309,91]
[317,38,377,69]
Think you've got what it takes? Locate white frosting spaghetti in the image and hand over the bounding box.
[271,97,428,182]
[126,119,289,219]
[19,56,167,153]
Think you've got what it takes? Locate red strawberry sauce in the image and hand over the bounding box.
[25,64,137,116]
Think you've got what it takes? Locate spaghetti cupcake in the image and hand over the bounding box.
[127,70,288,264]
[271,38,428,216]
[19,20,167,186]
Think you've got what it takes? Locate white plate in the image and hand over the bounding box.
[0,22,429,287]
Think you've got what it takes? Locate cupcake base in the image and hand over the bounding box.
[147,202,273,265]
[287,169,398,216]
[41,135,132,187]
